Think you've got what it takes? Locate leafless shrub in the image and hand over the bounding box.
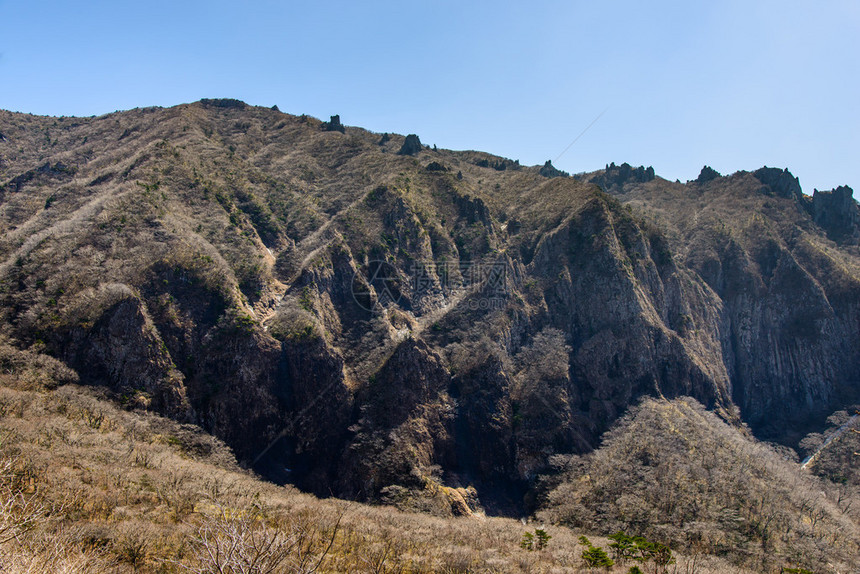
[0,455,47,548]
[171,505,341,574]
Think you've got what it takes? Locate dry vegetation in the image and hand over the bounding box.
[0,340,757,574]
[801,408,860,489]
[2,103,860,573]
[538,398,860,573]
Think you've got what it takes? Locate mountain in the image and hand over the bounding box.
[1,100,860,570]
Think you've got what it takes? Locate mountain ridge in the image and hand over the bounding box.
[1,99,859,513]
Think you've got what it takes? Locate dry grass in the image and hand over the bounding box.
[0,343,753,573]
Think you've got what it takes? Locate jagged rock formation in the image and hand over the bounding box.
[593,169,860,442]
[538,160,567,178]
[323,114,345,133]
[810,185,860,243]
[754,166,802,199]
[695,165,721,184]
[398,133,422,155]
[589,161,654,192]
[1,102,858,514]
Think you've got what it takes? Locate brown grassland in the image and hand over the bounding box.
[0,340,763,573]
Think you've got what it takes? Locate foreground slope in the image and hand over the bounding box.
[1,342,751,573]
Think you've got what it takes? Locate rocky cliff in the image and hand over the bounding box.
[1,102,858,513]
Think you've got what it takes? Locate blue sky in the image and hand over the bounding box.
[1,0,858,192]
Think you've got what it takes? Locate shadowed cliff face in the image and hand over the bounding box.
[1,103,858,512]
[591,166,860,443]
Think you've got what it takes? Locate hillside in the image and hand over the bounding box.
[0,341,752,573]
[539,397,860,572]
[1,100,860,571]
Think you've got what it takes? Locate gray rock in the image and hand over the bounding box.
[324,114,345,133]
[695,165,722,184]
[754,167,802,199]
[812,185,860,243]
[398,134,423,155]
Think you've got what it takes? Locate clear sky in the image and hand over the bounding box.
[1,0,858,192]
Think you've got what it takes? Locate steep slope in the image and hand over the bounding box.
[585,164,860,442]
[1,102,859,516]
[800,407,860,486]
[5,340,760,573]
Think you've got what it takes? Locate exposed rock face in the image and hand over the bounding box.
[709,235,860,438]
[754,166,803,199]
[695,165,722,184]
[1,102,858,514]
[277,330,352,488]
[811,185,860,243]
[59,289,191,419]
[589,162,654,192]
[323,114,345,133]
[340,339,453,496]
[398,133,422,155]
[539,160,568,178]
[533,196,730,422]
[453,192,491,227]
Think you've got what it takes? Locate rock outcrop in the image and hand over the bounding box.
[695,165,721,184]
[589,162,654,192]
[323,114,345,133]
[1,101,858,515]
[398,133,422,155]
[539,160,567,178]
[754,166,803,199]
[811,185,860,243]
